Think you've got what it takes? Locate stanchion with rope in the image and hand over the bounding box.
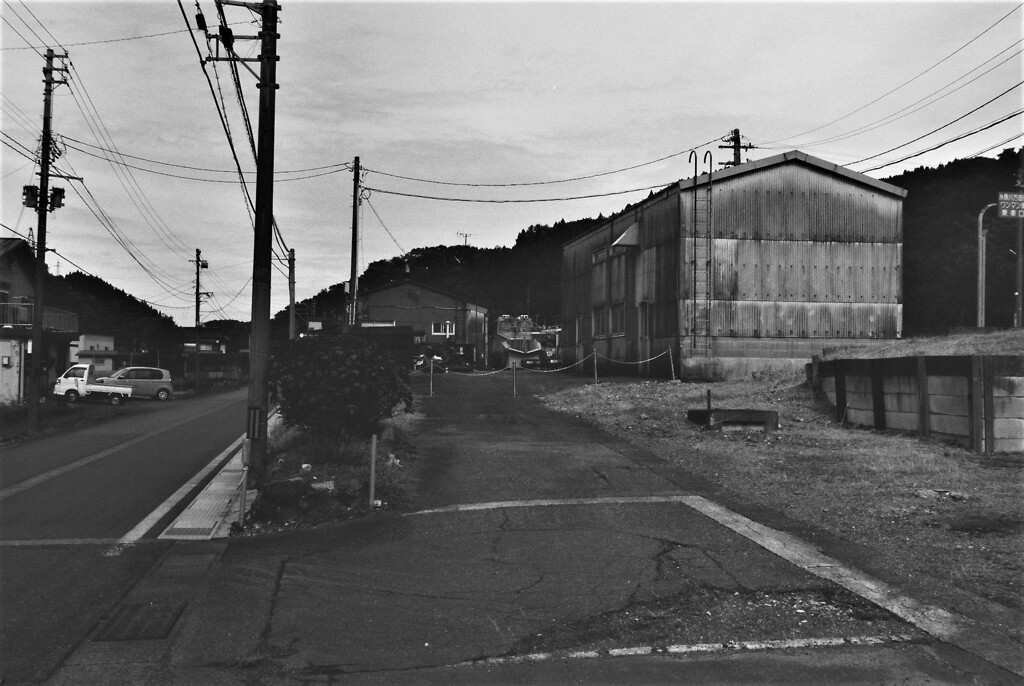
[668,346,677,381]
[593,347,598,383]
[512,360,517,397]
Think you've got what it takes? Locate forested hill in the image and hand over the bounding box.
[47,271,177,343]
[884,147,1021,332]
[274,147,1022,335]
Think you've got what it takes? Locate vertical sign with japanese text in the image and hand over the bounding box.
[998,191,1024,218]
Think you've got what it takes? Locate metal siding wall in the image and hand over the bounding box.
[706,301,902,338]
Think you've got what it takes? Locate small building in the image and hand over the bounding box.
[70,334,116,374]
[560,151,907,378]
[360,280,489,369]
[0,238,79,402]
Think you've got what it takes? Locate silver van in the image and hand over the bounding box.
[100,367,174,400]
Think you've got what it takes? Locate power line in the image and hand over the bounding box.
[763,2,1023,146]
[365,196,405,254]
[851,79,1023,166]
[363,136,723,188]
[857,107,1024,173]
[362,181,675,204]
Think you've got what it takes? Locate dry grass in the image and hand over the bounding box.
[823,329,1024,359]
[541,374,1024,625]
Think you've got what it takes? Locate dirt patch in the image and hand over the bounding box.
[540,376,1024,617]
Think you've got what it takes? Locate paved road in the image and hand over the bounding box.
[44,373,1023,685]
[0,389,247,683]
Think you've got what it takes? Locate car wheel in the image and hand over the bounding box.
[65,390,80,403]
[156,388,170,401]
[109,394,124,406]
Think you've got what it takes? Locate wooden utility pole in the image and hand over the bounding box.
[244,0,279,483]
[27,49,67,434]
[718,128,755,168]
[348,156,361,328]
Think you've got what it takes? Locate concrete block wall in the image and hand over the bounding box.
[815,355,1024,453]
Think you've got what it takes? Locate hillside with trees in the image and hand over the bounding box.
[883,147,1021,333]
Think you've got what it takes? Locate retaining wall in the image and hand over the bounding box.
[813,356,1024,453]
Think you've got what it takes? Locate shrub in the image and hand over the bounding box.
[269,333,411,441]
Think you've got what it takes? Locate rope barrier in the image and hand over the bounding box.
[593,350,669,366]
[517,354,595,374]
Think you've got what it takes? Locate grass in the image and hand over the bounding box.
[824,329,1024,359]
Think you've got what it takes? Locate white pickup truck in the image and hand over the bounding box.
[53,364,133,405]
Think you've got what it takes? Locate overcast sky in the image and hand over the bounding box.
[2,1,1022,326]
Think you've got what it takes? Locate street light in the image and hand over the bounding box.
[977,203,997,328]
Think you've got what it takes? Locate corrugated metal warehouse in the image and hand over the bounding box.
[560,151,908,378]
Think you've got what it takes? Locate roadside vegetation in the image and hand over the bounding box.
[239,333,415,534]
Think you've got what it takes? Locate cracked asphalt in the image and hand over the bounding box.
[48,372,1023,685]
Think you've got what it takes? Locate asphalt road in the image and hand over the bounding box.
[0,389,247,683]
[41,372,1018,685]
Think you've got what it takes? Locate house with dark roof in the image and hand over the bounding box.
[560,151,908,379]
[0,238,79,402]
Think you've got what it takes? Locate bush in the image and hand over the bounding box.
[269,333,411,441]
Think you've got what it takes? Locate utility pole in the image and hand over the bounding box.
[1016,172,1023,328]
[718,128,755,168]
[192,249,210,383]
[26,48,68,435]
[348,156,361,328]
[288,248,296,339]
[238,0,280,484]
[457,232,473,245]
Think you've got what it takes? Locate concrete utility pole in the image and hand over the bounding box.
[348,156,361,328]
[288,248,296,340]
[244,0,280,483]
[718,128,755,168]
[193,249,210,382]
[1016,172,1023,328]
[977,203,997,328]
[26,48,67,435]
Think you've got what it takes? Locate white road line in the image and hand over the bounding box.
[409,495,1022,678]
[0,401,242,503]
[0,538,121,547]
[110,434,245,550]
[460,634,915,668]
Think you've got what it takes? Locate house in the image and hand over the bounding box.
[360,280,489,368]
[560,151,907,379]
[0,238,79,403]
[70,334,116,374]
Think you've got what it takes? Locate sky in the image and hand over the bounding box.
[2,1,1022,326]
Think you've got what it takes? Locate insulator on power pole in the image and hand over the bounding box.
[22,185,39,209]
[48,187,64,211]
[195,11,207,32]
[219,25,234,51]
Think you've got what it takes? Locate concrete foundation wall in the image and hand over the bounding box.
[815,355,1024,453]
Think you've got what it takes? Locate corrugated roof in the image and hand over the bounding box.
[678,150,908,198]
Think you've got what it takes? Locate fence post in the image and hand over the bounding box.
[592,348,598,383]
[429,357,434,397]
[512,360,517,397]
[668,346,676,381]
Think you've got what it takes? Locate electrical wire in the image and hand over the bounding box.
[365,196,405,254]
[363,136,723,188]
[857,107,1024,173]
[362,180,676,204]
[850,80,1023,166]
[966,131,1024,158]
[762,2,1023,146]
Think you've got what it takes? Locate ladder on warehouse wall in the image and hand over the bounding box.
[690,157,713,356]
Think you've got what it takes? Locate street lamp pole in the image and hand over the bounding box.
[977,203,997,328]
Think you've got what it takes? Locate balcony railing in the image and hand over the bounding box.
[0,303,79,333]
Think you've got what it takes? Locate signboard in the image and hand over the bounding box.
[998,191,1024,219]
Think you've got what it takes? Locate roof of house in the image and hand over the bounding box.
[361,279,488,312]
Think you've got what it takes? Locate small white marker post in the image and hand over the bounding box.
[368,434,377,509]
[429,357,434,396]
[512,360,518,397]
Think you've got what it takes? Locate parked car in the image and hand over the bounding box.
[97,367,174,400]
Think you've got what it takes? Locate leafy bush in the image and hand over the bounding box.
[269,333,411,441]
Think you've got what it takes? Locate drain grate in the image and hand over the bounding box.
[92,601,186,641]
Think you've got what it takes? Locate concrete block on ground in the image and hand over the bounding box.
[993,396,1024,418]
[930,414,969,438]
[883,392,919,414]
[993,417,1024,440]
[884,411,919,432]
